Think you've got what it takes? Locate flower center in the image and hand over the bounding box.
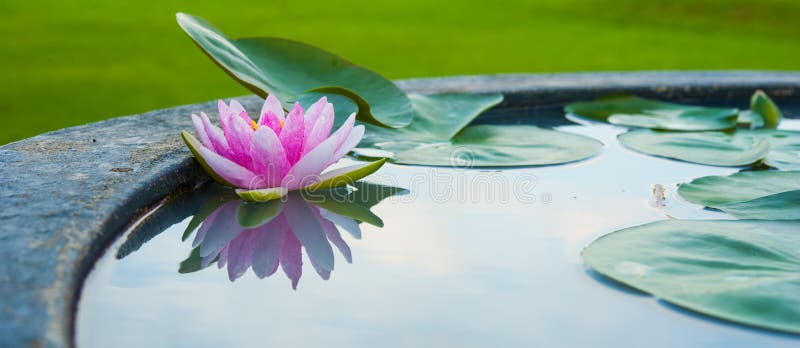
[251,120,258,131]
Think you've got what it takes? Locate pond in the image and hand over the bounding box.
[76,102,800,347]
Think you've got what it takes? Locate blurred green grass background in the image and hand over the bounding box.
[2,0,800,144]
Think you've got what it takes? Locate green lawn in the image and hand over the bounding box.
[2,0,800,144]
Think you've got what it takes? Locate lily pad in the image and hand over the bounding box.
[678,171,800,207]
[176,13,413,128]
[379,125,603,167]
[619,129,800,168]
[356,93,602,167]
[565,94,739,131]
[717,190,800,220]
[618,130,770,167]
[743,130,800,170]
[583,219,800,335]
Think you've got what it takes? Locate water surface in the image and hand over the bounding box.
[77,107,800,347]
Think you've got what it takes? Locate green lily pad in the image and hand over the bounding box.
[356,93,601,167]
[717,190,800,220]
[751,90,783,129]
[176,13,413,128]
[743,129,800,170]
[565,94,739,131]
[583,219,800,335]
[618,130,770,167]
[383,125,603,167]
[678,171,800,207]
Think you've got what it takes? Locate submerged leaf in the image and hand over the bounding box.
[618,130,770,166]
[176,13,413,128]
[565,94,738,131]
[583,219,800,335]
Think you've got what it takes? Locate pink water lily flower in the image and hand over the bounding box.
[181,95,385,201]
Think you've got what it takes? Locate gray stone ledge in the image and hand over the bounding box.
[0,71,798,347]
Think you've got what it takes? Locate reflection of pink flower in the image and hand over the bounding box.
[185,95,365,193]
[192,196,358,289]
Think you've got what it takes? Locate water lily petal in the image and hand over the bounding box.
[191,114,213,150]
[182,131,258,188]
[319,208,362,239]
[259,94,285,123]
[225,229,258,281]
[200,112,231,156]
[283,134,339,190]
[284,198,334,272]
[217,99,229,119]
[228,99,253,123]
[302,96,328,141]
[319,212,352,263]
[226,115,257,169]
[279,103,305,164]
[195,202,243,258]
[251,127,290,187]
[260,111,283,136]
[328,125,365,166]
[303,102,335,156]
[280,227,303,289]
[331,112,356,150]
[251,220,284,278]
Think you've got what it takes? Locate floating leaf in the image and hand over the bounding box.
[618,130,770,166]
[565,95,738,131]
[678,171,800,207]
[176,13,413,128]
[751,90,783,129]
[743,130,800,170]
[717,190,800,220]
[583,219,800,335]
[384,125,603,166]
[356,93,602,166]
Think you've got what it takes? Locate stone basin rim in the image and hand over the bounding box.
[0,71,799,348]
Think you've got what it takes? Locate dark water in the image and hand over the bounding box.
[77,109,800,347]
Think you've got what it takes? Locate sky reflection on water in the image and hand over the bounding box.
[77,119,800,348]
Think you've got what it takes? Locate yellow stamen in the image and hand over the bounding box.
[279,119,284,127]
[251,120,258,131]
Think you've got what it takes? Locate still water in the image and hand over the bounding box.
[77,109,800,347]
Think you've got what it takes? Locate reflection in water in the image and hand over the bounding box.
[177,182,406,289]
